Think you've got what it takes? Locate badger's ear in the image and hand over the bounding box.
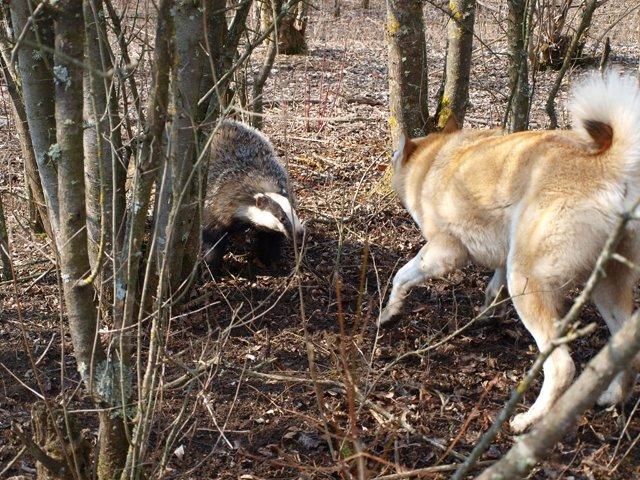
[442,114,460,133]
[255,193,270,209]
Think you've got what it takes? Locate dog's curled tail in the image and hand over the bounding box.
[569,70,640,175]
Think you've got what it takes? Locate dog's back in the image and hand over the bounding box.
[394,73,640,276]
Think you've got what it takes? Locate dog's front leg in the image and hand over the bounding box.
[379,234,469,327]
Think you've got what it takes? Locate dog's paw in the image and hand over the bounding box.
[509,412,536,434]
[378,306,400,328]
[597,375,629,407]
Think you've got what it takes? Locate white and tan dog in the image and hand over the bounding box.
[380,71,640,433]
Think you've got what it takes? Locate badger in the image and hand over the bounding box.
[202,120,304,271]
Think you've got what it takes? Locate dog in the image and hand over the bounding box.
[380,70,640,433]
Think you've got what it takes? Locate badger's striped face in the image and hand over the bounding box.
[239,193,304,241]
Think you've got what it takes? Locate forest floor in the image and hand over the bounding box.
[2,0,640,478]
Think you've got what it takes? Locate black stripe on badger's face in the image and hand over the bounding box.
[240,193,304,241]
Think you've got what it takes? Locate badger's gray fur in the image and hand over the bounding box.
[202,120,303,271]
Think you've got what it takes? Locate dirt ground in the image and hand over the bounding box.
[2,0,640,478]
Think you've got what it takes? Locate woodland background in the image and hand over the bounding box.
[1,0,640,478]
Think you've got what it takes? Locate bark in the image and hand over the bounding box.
[53,3,128,478]
[117,4,173,475]
[278,3,307,54]
[9,1,59,233]
[83,0,126,281]
[54,0,101,391]
[506,0,532,132]
[261,0,307,54]
[478,308,640,480]
[203,0,252,122]
[115,0,172,353]
[164,1,205,290]
[0,193,10,281]
[0,54,50,239]
[200,0,228,121]
[386,0,429,144]
[251,15,278,128]
[438,0,476,128]
[0,17,51,240]
[545,0,598,129]
[30,403,90,480]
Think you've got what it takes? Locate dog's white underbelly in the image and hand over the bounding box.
[451,222,509,268]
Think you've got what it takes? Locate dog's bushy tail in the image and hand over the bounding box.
[569,70,640,176]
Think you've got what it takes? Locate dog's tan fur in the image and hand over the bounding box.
[381,71,640,432]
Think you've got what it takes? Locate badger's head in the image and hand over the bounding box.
[239,192,304,242]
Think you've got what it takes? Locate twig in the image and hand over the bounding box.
[0,446,26,477]
[12,422,67,477]
[371,460,492,479]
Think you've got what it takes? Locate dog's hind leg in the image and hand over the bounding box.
[592,257,638,407]
[379,234,469,327]
[507,271,576,433]
[483,267,508,316]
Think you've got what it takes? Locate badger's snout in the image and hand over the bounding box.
[291,220,305,244]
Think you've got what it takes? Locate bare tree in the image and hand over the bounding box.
[386,0,429,144]
[163,1,206,290]
[10,2,58,234]
[0,13,51,238]
[82,0,126,281]
[546,0,598,128]
[438,0,476,128]
[505,0,535,132]
[0,193,10,280]
[6,0,294,476]
[261,0,308,54]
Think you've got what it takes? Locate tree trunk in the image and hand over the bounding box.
[164,1,205,290]
[53,2,128,478]
[117,3,173,474]
[386,0,429,144]
[0,193,10,281]
[262,0,307,54]
[203,0,252,123]
[438,0,476,128]
[251,16,278,128]
[31,402,91,480]
[114,0,172,357]
[200,0,228,121]
[0,48,51,240]
[9,1,59,233]
[506,0,532,132]
[545,0,598,129]
[83,0,126,280]
[278,2,307,54]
